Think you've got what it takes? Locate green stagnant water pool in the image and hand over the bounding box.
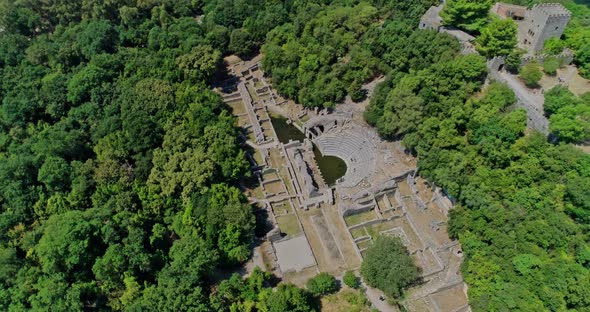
[270,115,347,186]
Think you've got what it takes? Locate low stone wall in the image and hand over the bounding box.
[347,217,386,231]
[487,50,574,72]
[341,204,376,218]
[521,50,574,67]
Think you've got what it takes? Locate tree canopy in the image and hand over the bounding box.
[547,88,590,143]
[519,62,543,88]
[0,0,290,310]
[475,18,517,57]
[440,0,492,33]
[361,236,420,298]
[306,273,339,297]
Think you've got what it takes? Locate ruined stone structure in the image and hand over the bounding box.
[490,2,571,53]
[222,57,470,310]
[521,3,571,52]
[422,2,572,55]
[305,115,379,188]
[487,57,550,134]
[492,2,526,20]
[283,140,334,209]
[419,4,443,31]
[418,2,477,55]
[441,27,477,55]
[294,149,320,198]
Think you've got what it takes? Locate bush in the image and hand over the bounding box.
[360,236,420,298]
[505,49,525,73]
[343,271,360,289]
[306,272,339,296]
[341,289,368,306]
[543,57,561,76]
[520,62,543,88]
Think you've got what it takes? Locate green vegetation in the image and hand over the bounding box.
[0,0,316,310]
[321,288,371,312]
[475,18,517,57]
[546,87,590,143]
[210,268,317,312]
[561,1,590,78]
[261,3,379,108]
[361,236,420,299]
[368,67,590,309]
[276,215,301,237]
[306,273,339,297]
[543,57,561,76]
[343,271,360,289]
[366,54,487,139]
[544,85,578,117]
[440,0,493,33]
[2,0,589,310]
[505,48,526,73]
[506,0,590,78]
[356,3,590,306]
[262,283,317,312]
[444,0,590,78]
[261,0,441,108]
[344,210,378,227]
[520,61,543,88]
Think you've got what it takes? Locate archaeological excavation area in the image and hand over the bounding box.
[217,56,470,312]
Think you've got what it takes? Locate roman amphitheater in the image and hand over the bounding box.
[217,55,470,312]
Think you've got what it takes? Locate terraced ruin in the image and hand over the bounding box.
[218,55,470,312]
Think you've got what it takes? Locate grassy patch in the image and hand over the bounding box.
[357,239,373,250]
[365,222,395,240]
[276,215,301,236]
[344,210,377,227]
[264,181,284,194]
[252,150,264,165]
[321,289,371,312]
[350,227,367,239]
[271,200,292,215]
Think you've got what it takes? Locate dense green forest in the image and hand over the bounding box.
[546,86,590,143]
[0,0,323,311]
[261,0,443,107]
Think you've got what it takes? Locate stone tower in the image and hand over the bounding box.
[522,3,571,52]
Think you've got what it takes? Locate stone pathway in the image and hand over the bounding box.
[496,71,549,134]
[363,283,399,312]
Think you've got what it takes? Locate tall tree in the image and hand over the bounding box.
[361,236,420,298]
[440,0,492,33]
[476,18,517,57]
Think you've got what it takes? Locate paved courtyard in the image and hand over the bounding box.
[274,235,316,273]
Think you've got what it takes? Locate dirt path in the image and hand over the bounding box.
[364,283,400,312]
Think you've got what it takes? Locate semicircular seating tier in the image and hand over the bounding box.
[313,128,377,188]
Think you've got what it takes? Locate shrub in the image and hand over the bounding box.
[520,62,542,88]
[543,57,561,76]
[306,272,339,296]
[343,271,359,289]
